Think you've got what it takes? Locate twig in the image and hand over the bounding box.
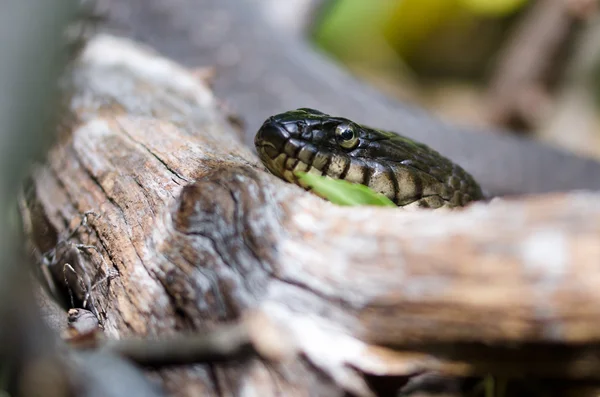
[485,0,579,130]
[101,322,254,367]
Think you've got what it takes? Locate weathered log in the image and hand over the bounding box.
[22,34,600,397]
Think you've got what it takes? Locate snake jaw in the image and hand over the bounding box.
[255,141,286,180]
[255,118,294,180]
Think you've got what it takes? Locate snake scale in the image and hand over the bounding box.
[256,108,484,208]
[104,0,600,196]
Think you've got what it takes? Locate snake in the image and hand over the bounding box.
[255,108,484,208]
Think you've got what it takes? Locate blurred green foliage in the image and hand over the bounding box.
[313,0,529,80]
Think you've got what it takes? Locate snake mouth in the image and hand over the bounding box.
[255,121,328,185]
[255,120,290,158]
[255,120,291,180]
[256,118,373,189]
[256,145,323,185]
[255,118,321,184]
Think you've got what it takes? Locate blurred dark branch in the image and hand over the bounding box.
[485,0,586,130]
[101,322,254,367]
[538,6,600,157]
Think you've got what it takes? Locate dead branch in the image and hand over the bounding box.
[485,0,581,129]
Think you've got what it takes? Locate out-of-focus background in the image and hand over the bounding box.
[99,0,600,195]
[1,1,600,395]
[311,0,600,158]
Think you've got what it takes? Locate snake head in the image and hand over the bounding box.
[255,108,364,181]
[255,108,484,208]
[255,108,384,158]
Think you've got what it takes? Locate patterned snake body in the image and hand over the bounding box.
[255,108,484,208]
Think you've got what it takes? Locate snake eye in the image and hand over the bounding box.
[335,123,359,149]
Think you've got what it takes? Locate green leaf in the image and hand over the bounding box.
[295,172,397,207]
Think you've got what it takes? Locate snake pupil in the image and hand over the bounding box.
[335,124,353,140]
[340,129,353,140]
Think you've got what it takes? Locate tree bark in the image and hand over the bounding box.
[21,34,600,397]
